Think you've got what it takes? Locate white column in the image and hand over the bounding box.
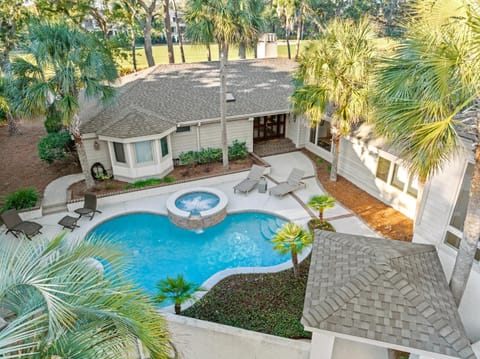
[310,332,335,359]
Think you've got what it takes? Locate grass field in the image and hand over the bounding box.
[117,42,305,71]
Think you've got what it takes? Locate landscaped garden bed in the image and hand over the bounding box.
[182,255,312,339]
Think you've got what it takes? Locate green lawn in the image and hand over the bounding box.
[117,42,307,71]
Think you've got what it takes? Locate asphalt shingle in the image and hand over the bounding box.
[302,231,476,359]
[80,59,297,138]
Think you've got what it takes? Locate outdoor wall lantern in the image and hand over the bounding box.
[93,140,100,150]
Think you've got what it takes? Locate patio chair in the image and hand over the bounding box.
[269,168,306,197]
[0,209,42,240]
[233,165,266,194]
[74,193,102,220]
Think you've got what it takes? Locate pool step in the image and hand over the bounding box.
[260,222,276,240]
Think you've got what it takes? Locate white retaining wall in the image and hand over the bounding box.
[164,313,310,359]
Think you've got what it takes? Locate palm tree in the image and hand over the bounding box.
[272,0,296,59]
[291,17,377,182]
[112,0,141,73]
[155,274,203,314]
[271,222,312,280]
[307,194,335,222]
[184,0,215,61]
[373,0,480,305]
[184,0,263,168]
[0,233,170,358]
[12,20,118,189]
[0,73,21,135]
[172,0,186,63]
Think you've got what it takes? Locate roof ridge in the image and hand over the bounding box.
[304,264,386,327]
[384,266,475,359]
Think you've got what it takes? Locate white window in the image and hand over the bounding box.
[134,141,154,164]
[375,156,418,198]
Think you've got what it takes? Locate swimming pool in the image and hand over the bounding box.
[88,212,288,297]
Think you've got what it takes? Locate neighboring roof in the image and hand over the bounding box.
[302,231,475,359]
[80,58,297,138]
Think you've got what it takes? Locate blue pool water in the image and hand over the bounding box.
[174,191,220,215]
[88,212,287,297]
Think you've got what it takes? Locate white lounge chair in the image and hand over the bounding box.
[269,168,306,196]
[233,165,265,194]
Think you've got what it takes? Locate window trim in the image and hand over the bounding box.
[160,136,169,158]
[113,142,127,164]
[375,155,417,198]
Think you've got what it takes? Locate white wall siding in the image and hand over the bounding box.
[413,153,480,342]
[83,138,112,172]
[172,129,197,158]
[337,138,416,218]
[172,119,253,158]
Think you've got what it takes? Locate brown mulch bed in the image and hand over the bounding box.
[303,149,413,242]
[68,157,255,200]
[0,121,80,207]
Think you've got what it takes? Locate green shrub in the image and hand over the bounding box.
[122,178,163,190]
[38,132,72,164]
[3,188,39,212]
[228,140,248,160]
[178,151,197,166]
[162,176,175,183]
[316,158,324,164]
[44,110,63,133]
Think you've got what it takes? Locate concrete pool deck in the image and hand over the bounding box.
[25,151,378,243]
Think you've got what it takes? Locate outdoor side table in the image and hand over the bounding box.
[258,177,268,193]
[58,215,80,231]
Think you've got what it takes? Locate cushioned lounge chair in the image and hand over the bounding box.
[1,209,42,240]
[233,164,265,194]
[269,168,306,196]
[75,193,102,220]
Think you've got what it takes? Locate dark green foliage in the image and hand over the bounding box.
[308,219,336,236]
[178,151,197,166]
[182,256,312,339]
[44,109,63,133]
[197,147,222,164]
[37,132,72,164]
[228,140,248,160]
[121,176,175,190]
[3,188,39,212]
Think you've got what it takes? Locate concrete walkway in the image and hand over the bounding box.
[42,173,84,214]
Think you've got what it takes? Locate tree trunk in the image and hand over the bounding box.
[238,41,246,59]
[286,28,291,60]
[449,132,480,306]
[206,44,211,62]
[70,114,95,189]
[413,177,426,227]
[291,248,299,279]
[319,210,323,222]
[6,112,21,136]
[164,0,175,64]
[219,42,229,169]
[295,5,304,60]
[143,13,155,67]
[172,0,185,63]
[131,27,137,73]
[329,133,340,182]
[174,303,181,314]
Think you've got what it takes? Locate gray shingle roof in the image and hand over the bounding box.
[302,231,475,359]
[80,58,297,138]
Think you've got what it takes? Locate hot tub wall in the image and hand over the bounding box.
[168,209,227,230]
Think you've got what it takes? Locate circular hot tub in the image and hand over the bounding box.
[166,187,228,230]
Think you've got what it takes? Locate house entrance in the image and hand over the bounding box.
[253,114,287,142]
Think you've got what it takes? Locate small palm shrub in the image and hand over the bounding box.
[2,187,39,212]
[38,131,73,163]
[44,109,63,133]
[155,274,203,314]
[307,194,336,221]
[271,223,312,280]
